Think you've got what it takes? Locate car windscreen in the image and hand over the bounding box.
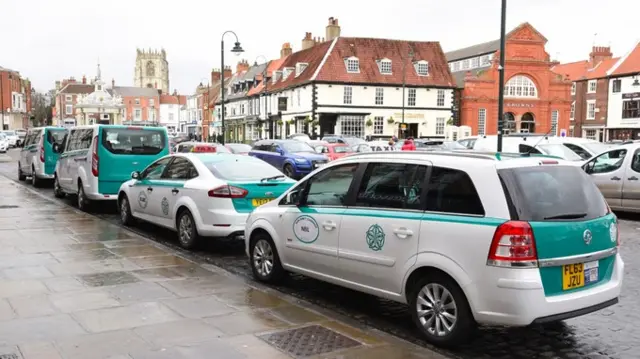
[101,128,166,155]
[344,137,365,146]
[2,131,15,136]
[333,146,352,153]
[537,144,583,161]
[226,144,252,153]
[204,158,285,181]
[498,165,607,221]
[46,129,66,145]
[281,141,314,153]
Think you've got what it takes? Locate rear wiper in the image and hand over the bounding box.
[544,213,587,220]
[261,175,285,182]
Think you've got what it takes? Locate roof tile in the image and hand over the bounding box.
[268,41,333,93]
[611,42,640,76]
[159,94,186,105]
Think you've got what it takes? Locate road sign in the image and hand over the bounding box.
[560,129,567,137]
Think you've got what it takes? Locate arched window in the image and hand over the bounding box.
[146,61,155,77]
[505,75,537,98]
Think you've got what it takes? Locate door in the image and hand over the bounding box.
[130,157,172,219]
[622,148,640,210]
[270,143,287,169]
[69,129,94,192]
[337,162,426,295]
[152,157,199,227]
[280,163,360,278]
[585,148,628,208]
[57,129,81,190]
[20,130,37,173]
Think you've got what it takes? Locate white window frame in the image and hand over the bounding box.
[65,95,72,102]
[436,118,445,135]
[471,57,480,68]
[135,98,140,105]
[505,75,538,98]
[570,101,575,121]
[378,59,392,74]
[588,80,597,93]
[345,57,360,73]
[297,89,301,106]
[340,115,365,138]
[437,90,445,107]
[373,116,384,135]
[481,55,491,66]
[134,109,142,119]
[375,88,384,105]
[571,82,576,95]
[65,104,73,115]
[415,61,429,76]
[407,88,416,107]
[586,100,596,120]
[585,129,597,140]
[462,59,470,70]
[453,62,460,72]
[551,110,559,136]
[478,108,486,136]
[343,86,353,105]
[295,63,308,77]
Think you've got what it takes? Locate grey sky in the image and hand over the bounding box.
[2,0,638,94]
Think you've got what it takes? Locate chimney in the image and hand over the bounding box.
[302,32,315,50]
[589,46,613,65]
[281,42,292,58]
[111,78,115,88]
[223,66,232,79]
[236,60,249,74]
[82,75,86,84]
[326,17,341,41]
[211,68,221,84]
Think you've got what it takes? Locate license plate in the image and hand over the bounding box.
[562,261,599,290]
[251,198,273,207]
[314,163,325,168]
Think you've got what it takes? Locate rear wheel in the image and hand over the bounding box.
[250,233,285,283]
[283,164,295,179]
[53,175,65,198]
[31,166,42,187]
[17,163,26,181]
[77,181,91,211]
[177,209,199,249]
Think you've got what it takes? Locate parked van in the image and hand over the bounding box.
[53,125,169,211]
[18,126,67,187]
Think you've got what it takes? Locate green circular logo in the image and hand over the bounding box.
[293,215,319,244]
[366,224,385,251]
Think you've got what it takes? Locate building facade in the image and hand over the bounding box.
[447,23,572,137]
[159,94,186,134]
[134,48,170,94]
[0,66,32,130]
[605,43,640,140]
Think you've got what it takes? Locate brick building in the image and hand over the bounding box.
[446,23,572,137]
[0,66,32,130]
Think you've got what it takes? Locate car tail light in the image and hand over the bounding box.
[91,136,99,176]
[539,160,558,165]
[487,221,538,268]
[208,185,248,198]
[39,138,44,162]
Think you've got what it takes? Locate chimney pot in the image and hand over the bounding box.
[111,78,115,87]
[82,75,86,84]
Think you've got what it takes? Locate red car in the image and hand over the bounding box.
[311,141,354,161]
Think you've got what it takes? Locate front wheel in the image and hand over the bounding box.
[409,274,476,347]
[283,164,295,179]
[53,175,65,198]
[119,194,135,226]
[17,163,26,181]
[250,233,285,283]
[176,210,199,249]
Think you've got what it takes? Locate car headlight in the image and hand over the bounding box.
[295,158,308,164]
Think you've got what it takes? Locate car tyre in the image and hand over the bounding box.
[119,194,135,226]
[17,163,26,181]
[409,273,476,347]
[53,175,65,198]
[176,209,199,249]
[31,166,42,188]
[77,181,91,211]
[283,164,295,179]
[250,233,286,283]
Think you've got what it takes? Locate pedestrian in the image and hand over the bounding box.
[402,137,416,151]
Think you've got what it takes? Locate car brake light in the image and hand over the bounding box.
[91,136,99,176]
[208,185,248,198]
[487,221,538,268]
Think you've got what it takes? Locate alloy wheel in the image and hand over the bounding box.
[178,214,193,245]
[253,239,274,277]
[31,168,36,186]
[416,283,458,337]
[78,186,85,209]
[120,197,129,223]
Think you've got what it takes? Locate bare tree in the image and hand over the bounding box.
[31,92,52,126]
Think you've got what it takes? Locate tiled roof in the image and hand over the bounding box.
[59,83,94,94]
[552,57,620,81]
[452,68,488,88]
[314,37,455,88]
[445,39,500,62]
[610,42,640,76]
[268,40,334,92]
[208,77,232,107]
[159,94,186,105]
[247,57,289,96]
[112,86,161,97]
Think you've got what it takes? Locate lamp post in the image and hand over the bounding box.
[255,55,268,140]
[401,49,415,139]
[496,0,507,152]
[220,30,244,145]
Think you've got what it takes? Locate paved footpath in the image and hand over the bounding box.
[0,175,448,359]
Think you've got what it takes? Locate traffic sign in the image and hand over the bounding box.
[560,129,567,137]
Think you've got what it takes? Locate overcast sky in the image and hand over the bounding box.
[2,0,638,94]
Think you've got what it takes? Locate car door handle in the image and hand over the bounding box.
[171,188,179,194]
[628,176,639,181]
[74,158,86,162]
[321,221,337,230]
[393,228,413,238]
[611,176,621,181]
[147,187,153,192]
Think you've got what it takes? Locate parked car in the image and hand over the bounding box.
[225,143,252,155]
[245,151,622,346]
[288,133,311,143]
[52,125,170,211]
[249,139,329,179]
[0,133,8,153]
[174,142,230,154]
[367,141,397,152]
[321,135,366,151]
[309,141,354,161]
[18,126,66,187]
[118,153,296,249]
[0,131,19,147]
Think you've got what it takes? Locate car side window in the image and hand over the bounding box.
[355,163,428,210]
[269,144,281,153]
[519,144,541,154]
[564,143,591,160]
[142,157,172,180]
[425,166,485,216]
[631,150,640,173]
[591,149,627,174]
[163,157,198,180]
[78,129,93,149]
[66,130,79,152]
[23,132,34,147]
[303,164,359,206]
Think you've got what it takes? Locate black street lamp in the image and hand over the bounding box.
[401,49,415,139]
[496,0,507,152]
[220,31,244,145]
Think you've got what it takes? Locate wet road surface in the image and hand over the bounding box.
[2,150,638,359]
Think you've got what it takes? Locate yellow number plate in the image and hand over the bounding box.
[562,263,584,290]
[251,198,273,207]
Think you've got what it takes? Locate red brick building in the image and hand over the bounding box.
[446,23,572,136]
[0,66,32,130]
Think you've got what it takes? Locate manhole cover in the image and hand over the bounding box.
[258,324,361,358]
[0,205,19,209]
[0,354,20,359]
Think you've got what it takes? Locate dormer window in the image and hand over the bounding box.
[414,61,429,76]
[273,71,282,84]
[378,59,392,74]
[283,67,294,81]
[345,57,359,73]
[295,63,308,77]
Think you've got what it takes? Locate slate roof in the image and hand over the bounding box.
[112,86,161,97]
[225,63,268,101]
[445,39,500,62]
[247,58,289,97]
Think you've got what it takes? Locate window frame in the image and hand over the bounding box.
[588,80,597,93]
[161,156,199,180]
[280,163,365,207]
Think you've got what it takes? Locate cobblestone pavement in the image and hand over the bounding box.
[1,149,638,358]
[0,175,450,359]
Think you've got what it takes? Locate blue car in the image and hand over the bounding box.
[249,139,329,179]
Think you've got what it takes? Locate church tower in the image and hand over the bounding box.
[134,48,169,94]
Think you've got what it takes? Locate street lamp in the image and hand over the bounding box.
[255,55,269,139]
[401,49,415,139]
[496,0,507,152]
[220,30,244,145]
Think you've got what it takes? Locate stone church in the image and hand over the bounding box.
[134,48,170,94]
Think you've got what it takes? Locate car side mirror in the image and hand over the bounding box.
[131,171,141,180]
[276,147,284,155]
[285,190,301,206]
[582,162,593,174]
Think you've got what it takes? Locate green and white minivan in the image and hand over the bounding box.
[53,125,169,211]
[18,126,67,187]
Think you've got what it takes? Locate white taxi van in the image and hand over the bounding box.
[244,151,624,346]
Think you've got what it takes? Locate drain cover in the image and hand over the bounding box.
[0,354,20,359]
[258,324,361,358]
[0,205,19,209]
